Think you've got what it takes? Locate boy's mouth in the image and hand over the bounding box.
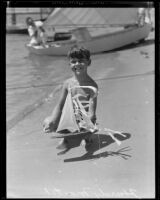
[74,66,82,71]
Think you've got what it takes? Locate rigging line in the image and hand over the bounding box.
[97,131,101,158]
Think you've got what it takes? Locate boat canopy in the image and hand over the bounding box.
[44,8,139,30]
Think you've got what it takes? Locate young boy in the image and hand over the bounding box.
[43,45,98,148]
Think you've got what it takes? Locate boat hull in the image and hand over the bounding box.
[26,23,152,56]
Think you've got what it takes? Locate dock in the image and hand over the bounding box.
[6,8,52,34]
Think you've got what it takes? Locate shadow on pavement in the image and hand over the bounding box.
[59,132,132,162]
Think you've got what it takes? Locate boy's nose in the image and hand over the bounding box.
[75,61,80,65]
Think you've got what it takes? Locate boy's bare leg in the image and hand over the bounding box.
[83,133,94,146]
[56,138,69,150]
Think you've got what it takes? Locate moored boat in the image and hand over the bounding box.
[26,7,153,56]
[26,23,152,56]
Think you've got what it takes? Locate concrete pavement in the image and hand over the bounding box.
[7,32,155,198]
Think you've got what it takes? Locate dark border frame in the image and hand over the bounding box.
[1,1,158,199]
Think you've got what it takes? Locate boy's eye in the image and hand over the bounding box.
[70,60,86,65]
[70,61,76,64]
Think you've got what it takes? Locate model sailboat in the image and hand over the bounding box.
[55,85,127,146]
[56,86,98,133]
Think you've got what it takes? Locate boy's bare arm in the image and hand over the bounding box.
[88,81,98,124]
[89,96,97,124]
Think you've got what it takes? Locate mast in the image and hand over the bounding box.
[11,7,16,25]
[40,8,43,20]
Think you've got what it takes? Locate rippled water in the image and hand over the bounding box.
[6,34,72,127]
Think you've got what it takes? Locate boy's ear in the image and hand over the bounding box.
[88,59,91,66]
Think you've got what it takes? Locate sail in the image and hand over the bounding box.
[44,8,139,30]
[56,90,80,133]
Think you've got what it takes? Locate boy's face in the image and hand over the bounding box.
[69,58,90,75]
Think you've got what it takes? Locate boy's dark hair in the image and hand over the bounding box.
[68,45,91,65]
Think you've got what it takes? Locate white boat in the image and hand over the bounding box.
[26,8,152,56]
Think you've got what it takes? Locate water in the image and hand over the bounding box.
[6,34,72,129]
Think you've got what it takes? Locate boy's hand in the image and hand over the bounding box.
[90,115,96,124]
[43,116,57,133]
